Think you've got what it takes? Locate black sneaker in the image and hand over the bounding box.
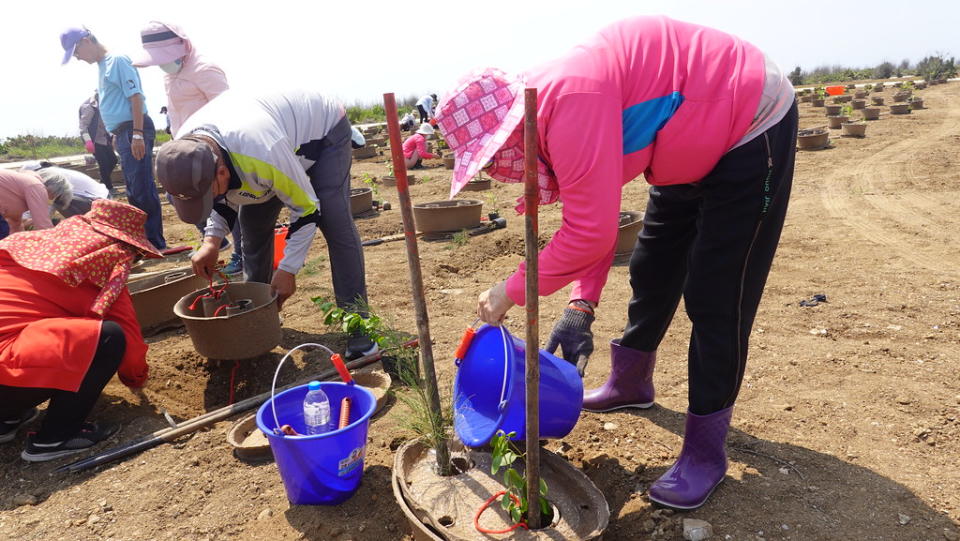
[344,332,379,361]
[21,422,119,462]
[0,408,39,444]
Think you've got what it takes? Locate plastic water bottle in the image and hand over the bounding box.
[302,381,331,435]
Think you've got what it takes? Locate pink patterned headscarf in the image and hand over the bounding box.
[436,67,561,213]
[0,200,161,316]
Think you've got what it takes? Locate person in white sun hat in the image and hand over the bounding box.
[401,123,440,170]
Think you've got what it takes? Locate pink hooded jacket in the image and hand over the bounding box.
[159,24,229,135]
[503,16,765,306]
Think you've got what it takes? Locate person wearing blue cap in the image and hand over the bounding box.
[60,26,167,251]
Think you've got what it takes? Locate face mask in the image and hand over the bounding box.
[159,59,183,74]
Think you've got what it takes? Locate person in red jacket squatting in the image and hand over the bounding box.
[436,16,797,510]
[0,199,161,462]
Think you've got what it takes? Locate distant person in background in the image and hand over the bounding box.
[402,123,440,169]
[0,200,160,462]
[159,106,171,134]
[0,169,64,233]
[416,93,437,124]
[20,162,108,217]
[78,91,118,195]
[60,26,168,252]
[132,21,240,273]
[399,111,416,132]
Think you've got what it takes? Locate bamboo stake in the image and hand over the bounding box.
[522,87,542,529]
[56,341,415,473]
[381,94,450,475]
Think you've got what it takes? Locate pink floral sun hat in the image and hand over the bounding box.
[435,68,526,198]
[436,68,560,213]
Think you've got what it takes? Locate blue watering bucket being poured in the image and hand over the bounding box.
[256,344,376,505]
[453,324,583,447]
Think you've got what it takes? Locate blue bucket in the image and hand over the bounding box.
[453,324,583,447]
[256,382,376,505]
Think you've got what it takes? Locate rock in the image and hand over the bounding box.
[898,513,911,525]
[12,493,37,506]
[943,528,959,541]
[603,422,619,431]
[358,524,366,532]
[683,518,713,541]
[642,519,656,532]
[778,467,790,475]
[257,508,273,521]
[87,514,100,526]
[896,397,911,405]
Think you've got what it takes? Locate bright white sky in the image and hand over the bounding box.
[1,0,956,139]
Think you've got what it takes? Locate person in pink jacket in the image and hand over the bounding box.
[402,123,440,169]
[132,21,243,274]
[436,16,797,510]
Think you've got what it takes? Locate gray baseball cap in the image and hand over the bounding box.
[156,139,217,224]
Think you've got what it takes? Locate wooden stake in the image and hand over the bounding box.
[382,94,451,475]
[522,87,542,529]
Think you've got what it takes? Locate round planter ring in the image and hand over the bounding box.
[413,199,483,234]
[797,128,829,151]
[862,107,881,120]
[353,146,378,160]
[129,268,207,334]
[227,413,272,462]
[443,156,455,170]
[615,211,644,255]
[827,115,849,129]
[841,122,867,138]
[393,439,609,541]
[174,281,282,360]
[460,178,491,192]
[350,187,374,216]
[381,175,417,187]
[889,103,912,115]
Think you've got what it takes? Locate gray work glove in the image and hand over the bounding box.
[545,306,594,377]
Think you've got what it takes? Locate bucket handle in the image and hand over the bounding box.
[268,343,352,436]
[453,320,512,413]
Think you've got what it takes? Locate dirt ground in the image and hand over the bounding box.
[2,81,959,541]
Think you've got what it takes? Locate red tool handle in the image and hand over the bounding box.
[454,327,477,360]
[330,353,353,384]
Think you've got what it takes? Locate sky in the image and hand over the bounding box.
[1,0,956,139]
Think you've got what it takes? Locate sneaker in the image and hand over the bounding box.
[344,332,379,361]
[21,422,119,462]
[222,252,243,275]
[0,408,40,444]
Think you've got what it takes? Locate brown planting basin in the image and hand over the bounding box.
[350,187,373,216]
[413,199,482,234]
[460,178,491,191]
[862,107,881,120]
[174,281,282,360]
[616,211,644,255]
[128,268,207,334]
[797,128,829,150]
[889,103,912,115]
[352,146,377,160]
[841,122,867,138]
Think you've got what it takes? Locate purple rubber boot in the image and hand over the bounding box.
[581,340,655,412]
[648,407,733,509]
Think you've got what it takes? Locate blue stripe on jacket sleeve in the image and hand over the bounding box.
[622,92,685,154]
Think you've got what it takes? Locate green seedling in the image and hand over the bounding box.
[451,229,469,247]
[490,430,551,525]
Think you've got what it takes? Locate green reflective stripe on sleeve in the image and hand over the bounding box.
[229,153,317,217]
